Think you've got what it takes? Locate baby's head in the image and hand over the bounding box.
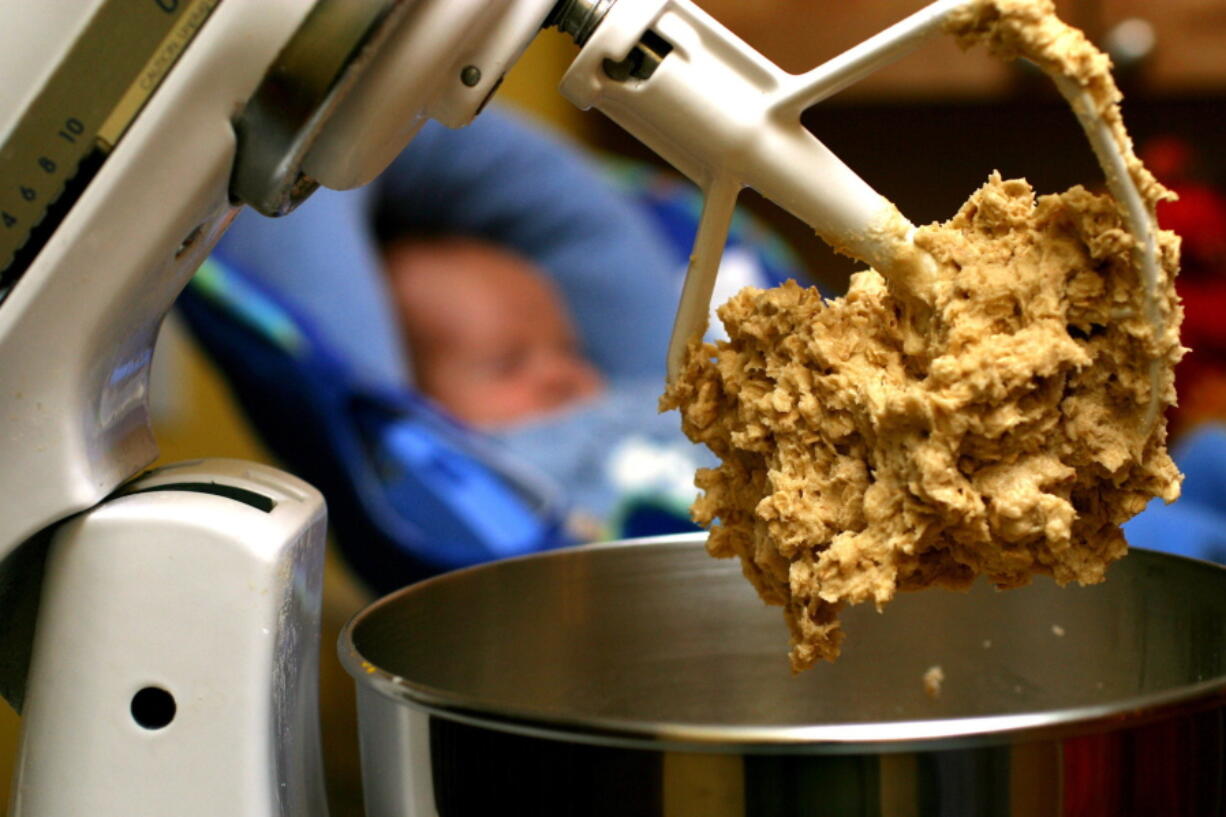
[384,235,605,427]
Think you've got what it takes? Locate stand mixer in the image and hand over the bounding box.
[0,0,1170,813]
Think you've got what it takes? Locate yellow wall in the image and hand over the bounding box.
[500,31,596,141]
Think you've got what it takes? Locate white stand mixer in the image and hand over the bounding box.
[0,1,1164,813]
[12,461,329,814]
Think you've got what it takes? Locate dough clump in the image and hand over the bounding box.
[661,3,1184,673]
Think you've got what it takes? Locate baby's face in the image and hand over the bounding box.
[386,238,605,427]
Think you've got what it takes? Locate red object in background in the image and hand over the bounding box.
[1061,713,1224,816]
[1141,136,1226,436]
[1159,186,1226,277]
[1175,279,1226,433]
[1062,734,1124,816]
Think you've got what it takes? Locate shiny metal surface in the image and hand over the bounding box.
[342,534,1226,815]
[545,0,615,45]
[230,0,412,216]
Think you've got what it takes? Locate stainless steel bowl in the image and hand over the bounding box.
[340,533,1226,816]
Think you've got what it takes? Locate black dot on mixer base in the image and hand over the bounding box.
[130,686,176,730]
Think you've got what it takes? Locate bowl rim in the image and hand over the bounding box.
[338,534,1226,754]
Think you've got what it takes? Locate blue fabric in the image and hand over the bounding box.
[178,258,572,594]
[1125,423,1226,564]
[603,159,804,289]
[1127,500,1226,562]
[1168,424,1226,510]
[216,184,405,393]
[490,377,714,535]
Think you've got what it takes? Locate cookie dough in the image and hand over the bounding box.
[661,0,1183,672]
[923,666,945,699]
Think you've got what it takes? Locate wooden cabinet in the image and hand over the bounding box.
[693,0,1225,99]
[690,0,1020,99]
[1104,0,1226,92]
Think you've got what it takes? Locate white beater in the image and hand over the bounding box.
[559,0,1167,428]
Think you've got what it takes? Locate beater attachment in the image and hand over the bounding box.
[555,0,1168,426]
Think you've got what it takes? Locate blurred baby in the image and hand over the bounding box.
[383,235,606,427]
[381,232,707,538]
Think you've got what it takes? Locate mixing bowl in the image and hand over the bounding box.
[340,533,1226,815]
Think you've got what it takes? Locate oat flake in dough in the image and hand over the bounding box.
[661,0,1183,673]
